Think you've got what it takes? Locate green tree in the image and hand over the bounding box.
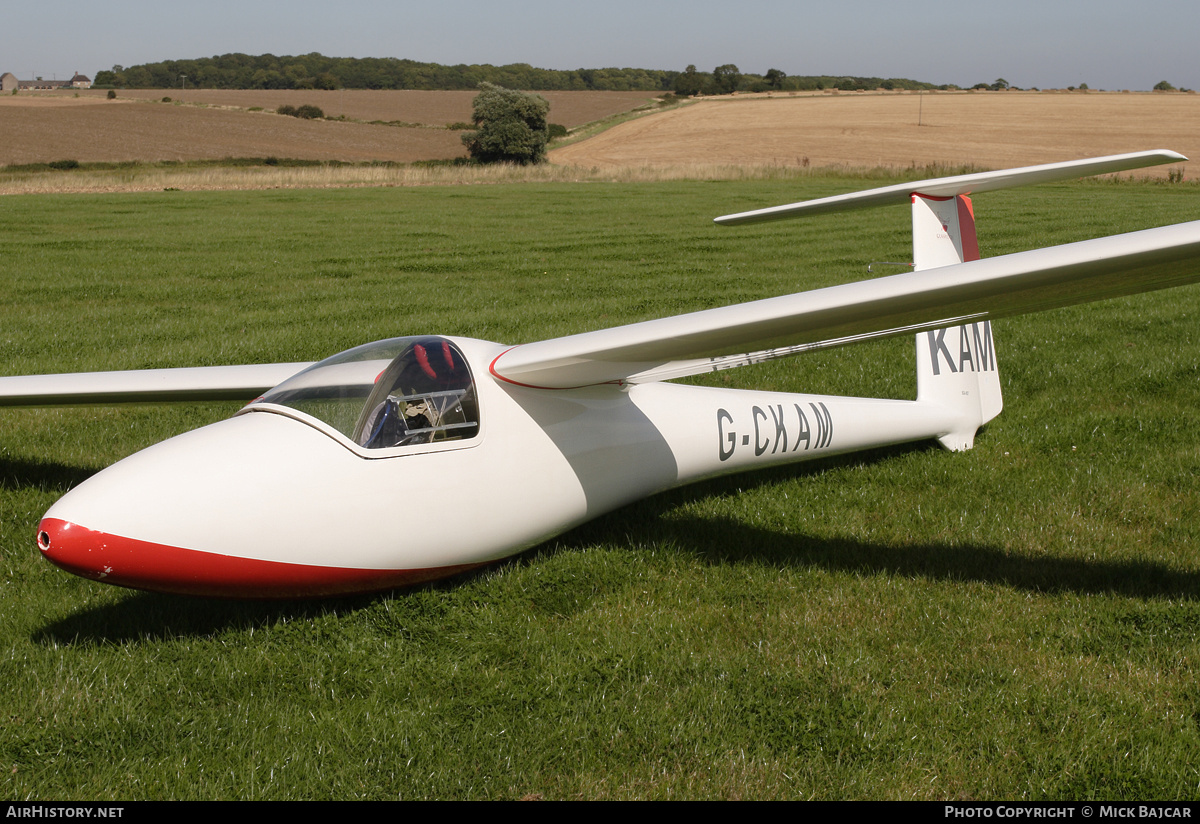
[765,68,787,90]
[674,64,704,97]
[712,64,741,94]
[123,66,152,87]
[461,83,550,164]
[1154,80,1176,91]
[314,72,340,90]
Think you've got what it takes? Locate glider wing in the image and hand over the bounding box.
[490,221,1200,389]
[713,150,1186,225]
[0,363,313,407]
[491,151,1195,389]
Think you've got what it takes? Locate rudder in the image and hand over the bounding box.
[912,193,1002,451]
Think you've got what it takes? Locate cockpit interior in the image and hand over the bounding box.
[249,336,480,453]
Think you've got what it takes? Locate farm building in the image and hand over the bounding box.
[4,72,91,90]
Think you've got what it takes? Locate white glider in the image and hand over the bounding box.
[5,150,1197,598]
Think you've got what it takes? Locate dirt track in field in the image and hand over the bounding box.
[550,91,1200,177]
[0,90,659,166]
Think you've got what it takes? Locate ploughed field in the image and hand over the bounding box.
[0,89,660,165]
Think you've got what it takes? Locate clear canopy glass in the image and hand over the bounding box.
[253,337,479,450]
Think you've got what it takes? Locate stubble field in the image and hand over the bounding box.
[552,91,1200,178]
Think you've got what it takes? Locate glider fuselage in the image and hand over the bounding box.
[37,335,964,597]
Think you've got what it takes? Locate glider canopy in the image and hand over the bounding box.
[254,336,480,451]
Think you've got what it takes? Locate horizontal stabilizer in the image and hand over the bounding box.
[714,151,1186,226]
[0,363,312,408]
[490,221,1200,389]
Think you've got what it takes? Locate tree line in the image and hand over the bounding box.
[94,54,679,92]
[92,53,943,94]
[672,65,943,95]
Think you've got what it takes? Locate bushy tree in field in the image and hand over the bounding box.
[674,65,704,97]
[461,83,550,164]
[711,64,741,94]
[276,104,325,119]
[1154,80,1176,91]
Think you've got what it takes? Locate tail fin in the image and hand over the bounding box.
[916,320,1001,451]
[912,193,1001,450]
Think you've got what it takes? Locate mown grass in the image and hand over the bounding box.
[2,176,1200,799]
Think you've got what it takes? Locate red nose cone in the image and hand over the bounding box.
[36,517,483,598]
[38,518,131,585]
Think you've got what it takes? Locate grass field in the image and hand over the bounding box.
[2,174,1200,799]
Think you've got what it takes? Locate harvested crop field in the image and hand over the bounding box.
[551,91,1200,178]
[0,89,661,166]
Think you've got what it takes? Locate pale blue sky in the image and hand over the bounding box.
[5,0,1196,92]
